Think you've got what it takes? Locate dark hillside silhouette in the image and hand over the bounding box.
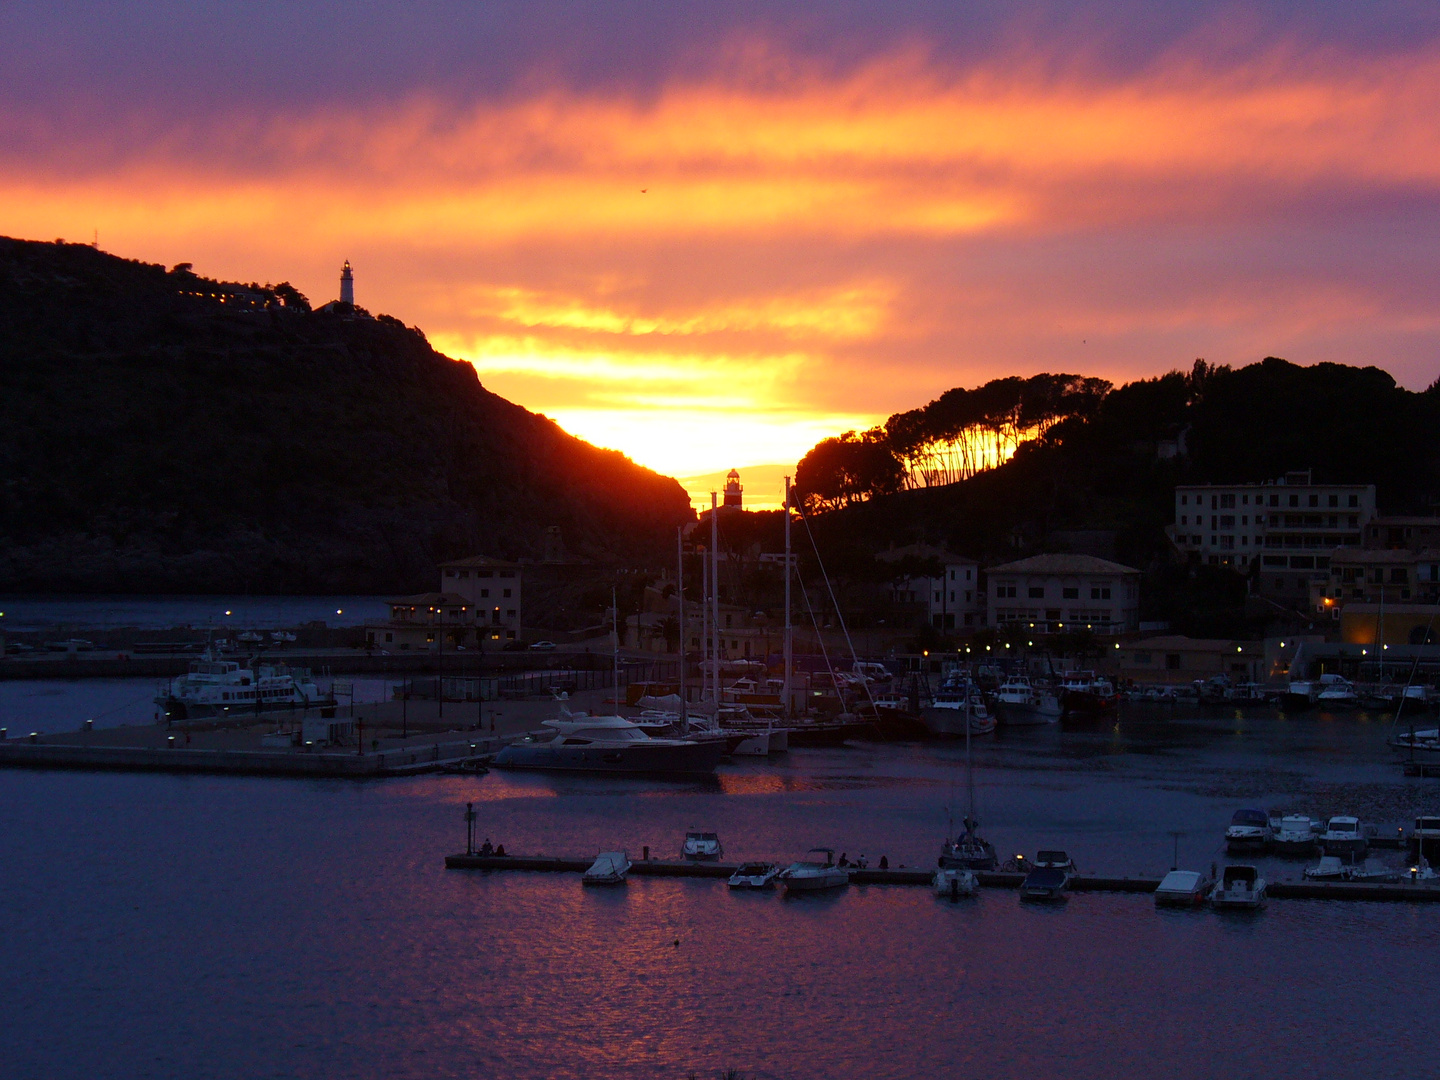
[0,238,693,592]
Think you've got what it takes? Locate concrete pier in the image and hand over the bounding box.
[444,854,1440,902]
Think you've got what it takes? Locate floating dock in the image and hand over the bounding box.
[444,853,1440,902]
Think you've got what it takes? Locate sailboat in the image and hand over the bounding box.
[938,690,998,871]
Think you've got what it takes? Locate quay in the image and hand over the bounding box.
[444,853,1440,902]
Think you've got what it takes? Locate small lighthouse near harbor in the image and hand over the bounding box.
[339,260,354,305]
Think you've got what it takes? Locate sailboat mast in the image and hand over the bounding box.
[611,585,620,710]
[677,525,687,728]
[700,551,709,702]
[711,491,720,703]
[784,476,792,720]
[964,681,976,825]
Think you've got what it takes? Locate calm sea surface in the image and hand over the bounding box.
[2,703,1437,1079]
[0,594,388,633]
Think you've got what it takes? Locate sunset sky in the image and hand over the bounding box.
[4,2,1440,508]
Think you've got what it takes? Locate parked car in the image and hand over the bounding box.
[528,640,558,651]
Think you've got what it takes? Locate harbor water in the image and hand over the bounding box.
[2,702,1438,1078]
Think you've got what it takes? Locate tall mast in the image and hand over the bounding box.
[611,585,620,712]
[700,550,709,702]
[677,526,687,728]
[711,491,720,702]
[783,476,792,719]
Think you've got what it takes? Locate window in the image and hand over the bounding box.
[445,569,456,578]
[1091,586,1111,600]
[1289,494,1299,507]
[996,584,1016,598]
[1028,586,1045,599]
[1166,654,1181,670]
[1328,494,1338,507]
[385,632,393,642]
[503,588,512,598]
[965,591,972,602]
[1309,494,1319,507]
[1348,494,1359,507]
[1062,587,1079,599]
[507,609,517,618]
[1211,495,1218,509]
[1391,569,1409,584]
[1134,651,1151,663]
[1241,516,1248,526]
[1180,495,1188,505]
[1220,494,1235,508]
[480,589,489,598]
[1180,515,1187,525]
[1220,515,1235,528]
[1269,494,1279,507]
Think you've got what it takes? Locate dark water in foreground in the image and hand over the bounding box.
[2,711,1438,1079]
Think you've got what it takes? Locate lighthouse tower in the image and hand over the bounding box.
[339,260,354,305]
[722,468,743,510]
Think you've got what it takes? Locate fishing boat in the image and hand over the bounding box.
[922,675,995,737]
[682,830,723,860]
[991,676,1061,727]
[1058,671,1120,721]
[1210,865,1266,910]
[1318,815,1367,860]
[1154,870,1211,907]
[1225,808,1274,852]
[933,867,978,900]
[780,848,850,893]
[728,863,781,889]
[493,713,727,775]
[582,851,631,886]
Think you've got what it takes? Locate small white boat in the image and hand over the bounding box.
[270,630,296,643]
[933,867,978,899]
[727,862,780,889]
[1303,855,1348,881]
[1315,674,1360,710]
[582,851,631,886]
[681,830,723,860]
[1272,815,1319,856]
[1319,815,1367,860]
[1225,808,1273,852]
[1020,865,1071,902]
[1154,870,1211,907]
[1402,856,1440,884]
[1211,865,1266,909]
[781,848,850,893]
[992,677,1061,727]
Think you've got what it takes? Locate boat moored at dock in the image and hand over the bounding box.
[682,830,723,860]
[156,653,328,721]
[728,863,781,889]
[991,677,1061,727]
[1211,865,1267,909]
[1154,870,1211,907]
[1225,808,1274,852]
[582,851,631,885]
[1020,865,1071,902]
[1319,816,1368,860]
[781,848,850,893]
[1272,815,1320,857]
[933,867,977,899]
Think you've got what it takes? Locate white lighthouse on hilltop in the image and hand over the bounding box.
[339,260,354,305]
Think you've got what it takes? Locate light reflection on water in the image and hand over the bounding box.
[2,707,1437,1078]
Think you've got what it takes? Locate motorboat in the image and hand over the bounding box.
[1020,865,1071,902]
[1402,857,1440,884]
[933,867,978,899]
[1319,816,1368,860]
[1058,671,1120,720]
[1033,850,1076,872]
[1282,679,1319,712]
[492,713,727,775]
[155,651,329,721]
[854,693,932,741]
[1303,856,1349,881]
[1389,727,1440,765]
[1346,862,1400,884]
[1210,865,1266,909]
[1225,808,1274,852]
[1315,675,1360,710]
[992,677,1061,727]
[682,830,723,860]
[727,863,780,889]
[1154,870,1211,907]
[582,851,631,886]
[780,848,850,893]
[1271,815,1319,856]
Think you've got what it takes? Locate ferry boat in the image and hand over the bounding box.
[156,654,327,721]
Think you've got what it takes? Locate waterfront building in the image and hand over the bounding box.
[878,544,982,630]
[1311,541,1440,643]
[1112,635,1277,683]
[365,554,522,650]
[440,555,522,641]
[985,554,1139,634]
[1168,471,1376,602]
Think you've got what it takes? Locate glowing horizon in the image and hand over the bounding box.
[4,6,1440,480]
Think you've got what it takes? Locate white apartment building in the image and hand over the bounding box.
[440,555,522,640]
[890,558,983,630]
[986,554,1140,634]
[1169,471,1376,601]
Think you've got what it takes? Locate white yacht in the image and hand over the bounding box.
[682,830,723,860]
[156,654,326,721]
[1272,815,1319,856]
[1225,808,1274,852]
[921,679,995,737]
[493,713,727,775]
[582,851,631,886]
[1319,816,1367,859]
[1390,727,1440,765]
[1211,865,1267,909]
[991,677,1061,727]
[933,867,978,899]
[781,848,850,893]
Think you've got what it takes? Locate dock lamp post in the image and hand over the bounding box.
[464,801,477,856]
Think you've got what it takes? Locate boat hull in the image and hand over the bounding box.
[994,699,1061,726]
[493,738,726,775]
[920,706,995,737]
[783,871,849,893]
